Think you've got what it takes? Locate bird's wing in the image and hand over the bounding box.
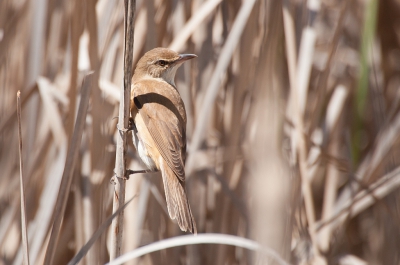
[132,81,196,233]
[132,81,186,182]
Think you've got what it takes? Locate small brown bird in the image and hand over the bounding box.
[130,48,197,234]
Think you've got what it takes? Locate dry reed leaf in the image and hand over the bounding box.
[186,0,257,176]
[44,73,93,265]
[2,0,400,264]
[317,165,400,232]
[37,77,67,147]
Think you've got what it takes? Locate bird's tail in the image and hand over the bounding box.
[160,159,197,234]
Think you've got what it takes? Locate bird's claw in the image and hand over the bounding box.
[116,124,128,133]
[116,118,135,133]
[110,169,129,184]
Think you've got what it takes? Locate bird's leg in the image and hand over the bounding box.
[126,169,149,177]
[126,169,159,179]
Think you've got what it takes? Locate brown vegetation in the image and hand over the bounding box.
[0,0,399,264]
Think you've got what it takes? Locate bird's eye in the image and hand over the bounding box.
[158,60,167,66]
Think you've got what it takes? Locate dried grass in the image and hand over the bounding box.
[1,0,399,264]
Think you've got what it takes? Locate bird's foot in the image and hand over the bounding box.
[110,169,130,184]
[116,118,135,133]
[111,169,159,184]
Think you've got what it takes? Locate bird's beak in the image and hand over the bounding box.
[176,54,197,64]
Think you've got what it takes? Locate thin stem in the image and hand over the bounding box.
[17,91,30,265]
[110,0,135,260]
[68,198,135,265]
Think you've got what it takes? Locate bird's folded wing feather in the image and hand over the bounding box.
[133,82,186,182]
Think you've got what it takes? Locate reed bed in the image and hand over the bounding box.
[1,0,399,264]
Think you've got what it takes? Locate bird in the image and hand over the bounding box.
[130,47,197,234]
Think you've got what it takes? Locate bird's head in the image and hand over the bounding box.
[133,48,197,87]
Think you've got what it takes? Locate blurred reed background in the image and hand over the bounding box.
[1,0,400,264]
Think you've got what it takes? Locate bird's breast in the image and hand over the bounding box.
[131,106,159,171]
